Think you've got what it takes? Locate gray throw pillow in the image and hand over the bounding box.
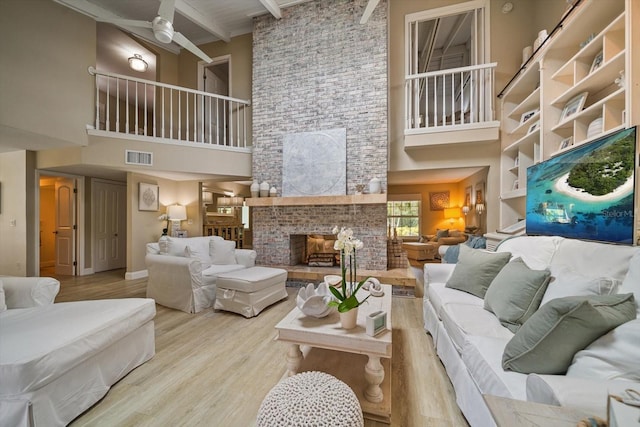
[435,228,449,240]
[484,257,551,332]
[502,293,636,374]
[445,245,512,298]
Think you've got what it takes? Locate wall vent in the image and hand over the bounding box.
[125,150,153,166]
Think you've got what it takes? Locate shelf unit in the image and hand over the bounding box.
[497,0,632,230]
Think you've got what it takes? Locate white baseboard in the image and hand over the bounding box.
[125,270,148,280]
[80,267,94,276]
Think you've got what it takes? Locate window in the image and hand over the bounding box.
[387,196,421,237]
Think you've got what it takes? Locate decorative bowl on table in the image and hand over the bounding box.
[296,282,335,318]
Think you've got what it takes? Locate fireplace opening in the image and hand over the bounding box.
[290,234,339,266]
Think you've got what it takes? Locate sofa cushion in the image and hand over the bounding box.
[463,335,526,400]
[435,228,449,240]
[484,258,551,332]
[496,235,561,270]
[541,265,619,306]
[427,282,484,319]
[440,303,514,353]
[184,239,213,269]
[552,238,637,282]
[445,245,511,298]
[567,317,640,381]
[160,236,213,257]
[210,239,237,265]
[502,293,636,374]
[620,251,640,315]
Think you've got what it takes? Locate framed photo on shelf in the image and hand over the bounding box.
[559,136,573,150]
[520,108,539,125]
[512,180,519,191]
[559,92,588,122]
[589,51,603,74]
[527,120,540,134]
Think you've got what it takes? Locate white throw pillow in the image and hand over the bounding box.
[540,265,619,306]
[567,318,640,381]
[210,239,236,265]
[0,280,6,311]
[184,240,213,269]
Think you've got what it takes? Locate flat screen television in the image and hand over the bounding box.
[526,126,636,244]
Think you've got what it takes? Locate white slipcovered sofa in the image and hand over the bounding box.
[0,276,156,427]
[145,235,257,313]
[423,235,640,426]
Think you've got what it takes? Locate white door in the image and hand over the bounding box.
[93,180,126,272]
[55,178,75,275]
[197,57,230,144]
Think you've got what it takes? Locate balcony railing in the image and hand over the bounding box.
[405,63,497,133]
[88,67,251,148]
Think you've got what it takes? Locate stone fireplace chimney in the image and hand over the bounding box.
[250,0,388,270]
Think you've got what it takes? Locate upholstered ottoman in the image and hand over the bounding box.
[256,371,363,427]
[402,242,438,261]
[214,266,288,318]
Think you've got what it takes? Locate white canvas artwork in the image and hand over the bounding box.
[282,128,347,196]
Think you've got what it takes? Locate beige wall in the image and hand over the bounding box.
[0,0,95,150]
[0,151,36,276]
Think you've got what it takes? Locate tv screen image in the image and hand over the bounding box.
[526,127,636,244]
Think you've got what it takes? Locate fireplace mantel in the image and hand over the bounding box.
[245,194,386,207]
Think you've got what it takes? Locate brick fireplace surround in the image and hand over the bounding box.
[250,0,389,271]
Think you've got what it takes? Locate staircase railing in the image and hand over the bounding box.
[88,67,251,148]
[405,62,497,132]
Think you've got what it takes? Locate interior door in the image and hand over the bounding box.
[55,178,75,275]
[93,180,126,272]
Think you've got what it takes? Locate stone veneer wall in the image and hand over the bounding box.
[251,0,388,270]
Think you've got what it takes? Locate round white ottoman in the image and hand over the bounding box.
[256,371,364,427]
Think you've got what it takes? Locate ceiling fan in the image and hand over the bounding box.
[96,0,212,63]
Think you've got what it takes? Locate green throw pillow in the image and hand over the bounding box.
[484,257,551,333]
[445,245,512,298]
[502,293,636,374]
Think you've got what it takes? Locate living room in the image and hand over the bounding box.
[1,0,639,426]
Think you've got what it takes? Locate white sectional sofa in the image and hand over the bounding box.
[0,276,156,427]
[423,235,640,426]
[145,235,257,313]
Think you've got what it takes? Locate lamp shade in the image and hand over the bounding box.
[167,205,187,221]
[444,207,461,219]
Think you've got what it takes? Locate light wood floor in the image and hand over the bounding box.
[52,270,468,427]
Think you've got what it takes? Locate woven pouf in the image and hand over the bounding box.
[256,371,364,427]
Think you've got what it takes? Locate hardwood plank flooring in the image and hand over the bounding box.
[51,270,468,426]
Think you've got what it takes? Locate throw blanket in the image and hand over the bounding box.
[443,236,487,263]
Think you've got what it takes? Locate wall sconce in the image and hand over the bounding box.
[475,203,485,215]
[167,204,187,237]
[128,54,148,72]
[217,195,244,208]
[462,205,470,216]
[444,207,461,225]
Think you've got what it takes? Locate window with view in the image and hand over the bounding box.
[387,199,420,237]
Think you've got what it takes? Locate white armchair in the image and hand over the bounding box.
[0,276,60,308]
[145,236,257,313]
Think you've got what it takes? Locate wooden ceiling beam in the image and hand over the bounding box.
[258,0,283,19]
[360,0,381,24]
[175,0,230,42]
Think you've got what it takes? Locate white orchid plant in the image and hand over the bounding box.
[327,226,371,313]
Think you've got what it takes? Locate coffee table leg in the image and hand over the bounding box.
[285,344,302,377]
[364,355,384,403]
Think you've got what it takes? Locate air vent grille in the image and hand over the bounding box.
[125,150,153,166]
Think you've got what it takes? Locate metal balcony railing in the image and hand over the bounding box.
[88,67,251,148]
[405,63,497,133]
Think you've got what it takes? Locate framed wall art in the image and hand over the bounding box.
[559,92,588,122]
[429,191,450,211]
[139,183,159,211]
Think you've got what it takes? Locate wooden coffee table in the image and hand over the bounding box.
[275,285,392,422]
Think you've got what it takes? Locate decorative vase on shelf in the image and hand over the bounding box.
[533,29,547,51]
[339,307,359,330]
[269,186,277,197]
[369,177,381,194]
[259,181,270,197]
[250,180,260,198]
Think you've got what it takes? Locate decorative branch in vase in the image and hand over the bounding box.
[327,226,371,317]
